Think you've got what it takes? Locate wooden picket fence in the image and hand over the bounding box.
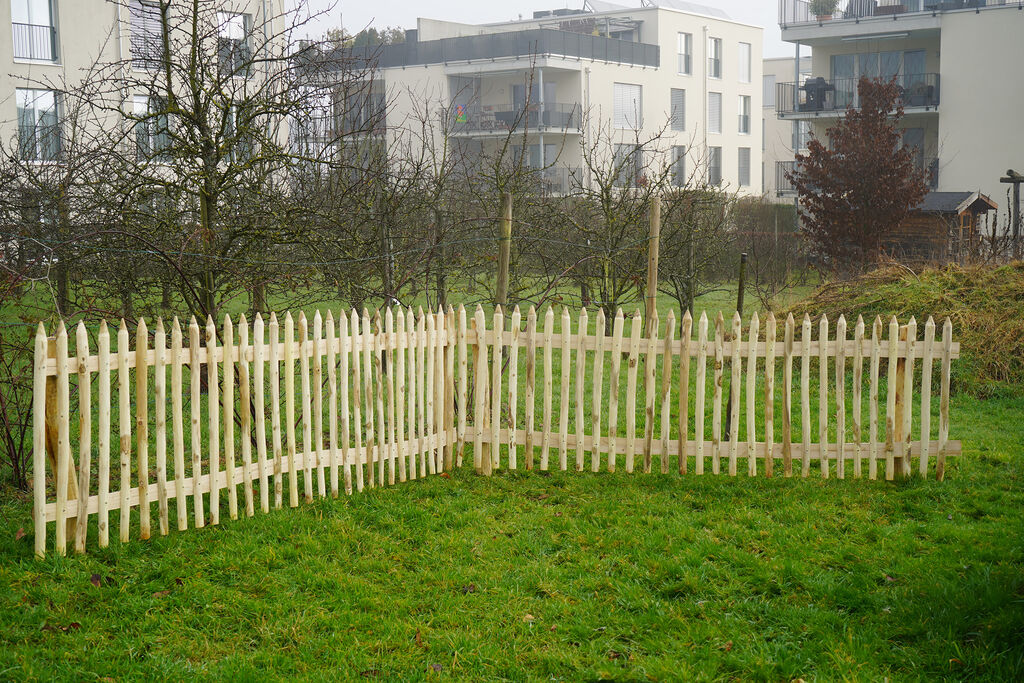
[32,304,960,558]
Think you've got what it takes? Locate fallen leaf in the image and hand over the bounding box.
[523,614,535,623]
[415,629,426,649]
[90,574,102,588]
[722,641,733,652]
[439,472,451,479]
[15,528,25,541]
[885,575,896,583]
[549,624,557,632]
[359,670,379,678]
[608,650,623,660]
[152,590,171,598]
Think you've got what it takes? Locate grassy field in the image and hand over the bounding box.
[0,390,1021,681]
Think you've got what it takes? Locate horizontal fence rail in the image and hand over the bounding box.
[33,305,960,558]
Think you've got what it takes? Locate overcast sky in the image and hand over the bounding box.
[303,1,797,58]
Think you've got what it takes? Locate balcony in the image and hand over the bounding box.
[12,23,57,61]
[776,161,798,196]
[452,103,581,135]
[780,0,1007,27]
[538,166,583,195]
[341,29,660,70]
[776,74,940,117]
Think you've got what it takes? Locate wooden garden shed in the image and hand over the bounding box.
[885,191,997,262]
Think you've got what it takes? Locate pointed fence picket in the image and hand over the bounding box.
[31,305,961,558]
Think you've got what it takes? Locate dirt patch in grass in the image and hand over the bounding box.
[787,262,1024,397]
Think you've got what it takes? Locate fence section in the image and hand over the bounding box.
[33,304,960,558]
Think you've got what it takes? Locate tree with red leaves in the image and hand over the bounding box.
[787,78,930,267]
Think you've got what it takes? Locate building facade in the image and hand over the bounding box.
[328,1,764,195]
[776,0,1024,213]
[762,55,810,199]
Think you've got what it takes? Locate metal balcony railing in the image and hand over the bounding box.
[452,102,582,134]
[12,23,56,61]
[776,161,798,196]
[780,0,1004,28]
[538,166,583,195]
[776,73,940,115]
[342,29,660,69]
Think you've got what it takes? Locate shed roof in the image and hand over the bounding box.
[914,191,998,215]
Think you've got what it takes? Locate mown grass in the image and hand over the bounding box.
[0,391,1021,681]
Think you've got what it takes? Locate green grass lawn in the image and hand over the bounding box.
[0,392,1021,681]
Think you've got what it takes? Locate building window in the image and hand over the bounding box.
[792,121,810,151]
[677,32,692,75]
[738,147,751,187]
[337,78,387,136]
[738,42,751,83]
[613,144,643,188]
[762,74,776,108]
[613,82,643,130]
[670,88,685,132]
[708,92,722,135]
[707,37,722,79]
[16,88,60,161]
[708,146,722,186]
[133,94,171,161]
[671,146,686,187]
[130,0,162,71]
[218,11,252,76]
[738,95,750,134]
[12,0,56,61]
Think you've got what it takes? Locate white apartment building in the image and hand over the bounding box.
[762,55,810,199]
[322,1,764,195]
[1,0,281,163]
[776,0,1024,212]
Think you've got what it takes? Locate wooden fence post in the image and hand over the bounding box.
[893,323,908,479]
[44,335,78,547]
[645,196,661,337]
[496,192,512,308]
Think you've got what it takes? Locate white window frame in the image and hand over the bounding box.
[708,146,722,186]
[708,92,722,135]
[738,42,751,83]
[708,37,722,79]
[613,82,643,130]
[738,95,750,135]
[130,0,162,71]
[677,32,692,75]
[738,147,751,187]
[670,88,685,132]
[12,0,57,62]
[16,88,60,161]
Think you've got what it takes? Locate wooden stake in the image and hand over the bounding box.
[592,308,606,472]
[525,306,537,470]
[695,312,708,475]
[75,322,92,552]
[625,310,642,473]
[541,307,554,471]
[607,309,625,473]
[170,319,185,530]
[33,323,47,557]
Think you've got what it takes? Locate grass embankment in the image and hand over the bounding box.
[0,266,1021,680]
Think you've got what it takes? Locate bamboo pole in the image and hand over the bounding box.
[591,308,606,472]
[607,309,625,473]
[314,310,326,496]
[525,306,537,470]
[728,312,741,476]
[712,312,724,475]
[920,317,935,478]
[206,316,220,524]
[299,312,313,502]
[457,305,468,466]
[223,315,237,519]
[509,306,521,470]
[937,318,952,481]
[119,320,132,540]
[170,319,184,531]
[253,314,269,512]
[835,315,846,479]
[558,307,571,471]
[541,307,554,471]
[642,310,659,474]
[852,315,864,478]
[154,318,168,534]
[33,323,47,557]
[74,323,92,553]
[660,310,675,474]
[625,310,642,473]
[239,315,254,516]
[285,312,298,506]
[695,312,707,475]
[800,314,811,477]
[269,313,283,506]
[869,316,881,480]
[575,307,588,472]
[491,307,504,470]
[678,311,692,475]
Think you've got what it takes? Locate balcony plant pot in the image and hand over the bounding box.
[811,0,840,20]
